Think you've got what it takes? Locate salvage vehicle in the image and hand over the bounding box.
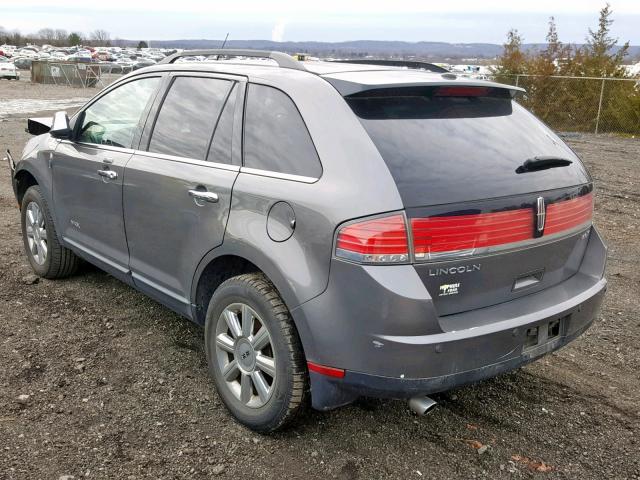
[6,50,607,432]
[0,58,19,80]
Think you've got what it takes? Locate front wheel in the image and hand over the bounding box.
[20,186,80,279]
[204,273,308,432]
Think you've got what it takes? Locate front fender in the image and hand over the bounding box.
[13,135,60,234]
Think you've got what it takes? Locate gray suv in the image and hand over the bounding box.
[8,50,607,432]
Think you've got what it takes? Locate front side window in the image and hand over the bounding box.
[77,77,160,148]
[149,76,232,160]
[243,84,321,179]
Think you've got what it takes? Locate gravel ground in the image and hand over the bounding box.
[0,79,639,480]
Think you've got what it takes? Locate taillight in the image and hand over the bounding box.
[335,214,409,264]
[545,192,593,236]
[433,86,491,97]
[411,208,534,261]
[335,193,593,264]
[410,193,593,262]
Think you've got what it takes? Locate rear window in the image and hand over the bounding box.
[346,86,583,206]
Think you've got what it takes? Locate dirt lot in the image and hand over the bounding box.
[0,78,638,480]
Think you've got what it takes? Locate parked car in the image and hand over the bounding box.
[7,50,607,432]
[0,60,19,80]
[132,59,156,70]
[13,57,32,70]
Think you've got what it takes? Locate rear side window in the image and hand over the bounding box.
[243,84,321,178]
[149,77,232,160]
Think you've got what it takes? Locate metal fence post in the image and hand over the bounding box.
[515,75,520,87]
[595,78,605,135]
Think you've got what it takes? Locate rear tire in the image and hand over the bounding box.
[20,186,80,279]
[204,273,308,432]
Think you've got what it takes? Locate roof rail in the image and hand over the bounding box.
[159,49,307,71]
[328,59,449,74]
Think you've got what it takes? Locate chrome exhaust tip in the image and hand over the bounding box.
[408,396,437,416]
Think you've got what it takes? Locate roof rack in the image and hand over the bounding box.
[159,49,306,71]
[327,59,449,74]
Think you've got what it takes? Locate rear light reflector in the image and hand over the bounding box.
[335,214,409,263]
[412,208,534,260]
[545,192,593,236]
[307,361,345,379]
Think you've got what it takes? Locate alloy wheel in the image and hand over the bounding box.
[215,303,277,408]
[25,202,47,265]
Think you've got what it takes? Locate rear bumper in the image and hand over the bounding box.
[293,227,607,410]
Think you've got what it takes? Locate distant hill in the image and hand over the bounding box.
[128,39,640,62]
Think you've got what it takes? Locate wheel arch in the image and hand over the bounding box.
[190,246,314,357]
[13,167,39,208]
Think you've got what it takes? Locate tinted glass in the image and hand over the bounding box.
[149,77,232,160]
[206,84,237,165]
[346,88,585,206]
[243,84,321,178]
[78,77,160,148]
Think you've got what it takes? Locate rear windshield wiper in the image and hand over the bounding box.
[516,156,573,174]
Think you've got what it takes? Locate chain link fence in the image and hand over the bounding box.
[30,61,132,89]
[494,74,640,135]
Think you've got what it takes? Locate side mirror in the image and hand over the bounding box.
[26,117,53,136]
[50,111,72,139]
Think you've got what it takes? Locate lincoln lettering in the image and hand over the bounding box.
[428,264,481,276]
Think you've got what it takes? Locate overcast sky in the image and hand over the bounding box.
[2,0,639,44]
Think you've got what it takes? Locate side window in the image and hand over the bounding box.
[77,77,160,148]
[207,83,237,165]
[243,84,321,178]
[149,77,232,160]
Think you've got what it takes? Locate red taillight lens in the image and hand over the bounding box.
[434,86,491,97]
[411,208,534,260]
[545,192,593,236]
[335,214,409,263]
[410,192,593,261]
[335,193,592,264]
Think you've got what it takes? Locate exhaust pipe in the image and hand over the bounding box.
[408,396,437,415]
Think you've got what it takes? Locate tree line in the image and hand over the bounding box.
[494,4,639,134]
[0,27,148,49]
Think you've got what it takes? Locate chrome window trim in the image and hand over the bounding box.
[59,139,135,155]
[239,166,318,184]
[134,149,240,172]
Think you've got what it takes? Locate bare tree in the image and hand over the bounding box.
[37,28,56,45]
[90,29,111,47]
[54,29,68,47]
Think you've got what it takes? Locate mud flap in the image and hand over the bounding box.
[309,371,359,411]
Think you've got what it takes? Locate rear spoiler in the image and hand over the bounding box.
[322,71,526,98]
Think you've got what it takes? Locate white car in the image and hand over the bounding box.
[0,59,19,80]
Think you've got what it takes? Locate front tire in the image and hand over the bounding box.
[20,186,80,279]
[204,273,308,432]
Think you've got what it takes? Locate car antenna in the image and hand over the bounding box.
[216,33,229,60]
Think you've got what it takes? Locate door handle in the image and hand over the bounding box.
[188,189,219,204]
[97,169,118,180]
